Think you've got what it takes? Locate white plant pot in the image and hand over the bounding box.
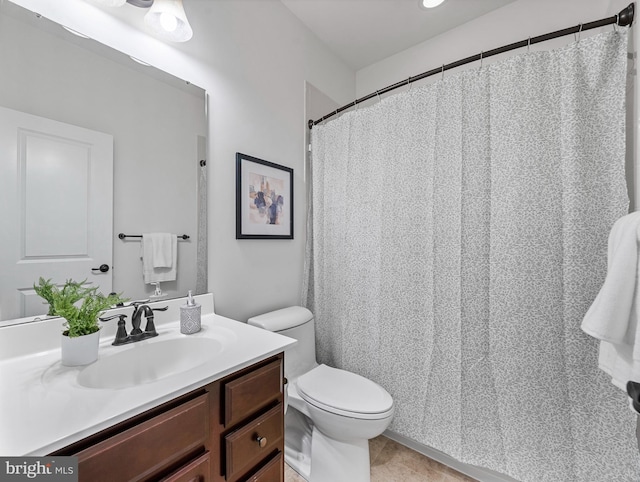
[60,329,100,366]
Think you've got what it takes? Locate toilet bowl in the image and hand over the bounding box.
[248,307,394,482]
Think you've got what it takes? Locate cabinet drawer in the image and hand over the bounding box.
[224,360,281,427]
[160,452,210,482]
[243,452,282,482]
[225,404,283,480]
[76,394,208,482]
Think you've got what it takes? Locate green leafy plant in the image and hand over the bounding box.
[33,278,127,338]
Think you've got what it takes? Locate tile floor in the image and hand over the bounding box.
[284,435,478,482]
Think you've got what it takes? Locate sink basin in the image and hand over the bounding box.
[77,337,223,389]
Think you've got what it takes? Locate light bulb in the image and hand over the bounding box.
[422,0,445,8]
[160,12,178,32]
[144,0,193,42]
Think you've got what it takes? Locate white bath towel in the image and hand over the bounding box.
[581,211,640,389]
[141,233,177,284]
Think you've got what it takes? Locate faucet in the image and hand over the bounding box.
[100,300,168,346]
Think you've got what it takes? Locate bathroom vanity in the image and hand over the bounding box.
[52,354,284,481]
[0,294,295,482]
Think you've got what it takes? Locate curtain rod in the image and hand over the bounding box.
[308,3,635,129]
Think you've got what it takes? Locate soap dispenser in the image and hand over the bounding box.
[180,290,201,334]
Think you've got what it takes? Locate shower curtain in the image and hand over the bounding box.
[196,157,208,294]
[306,30,639,482]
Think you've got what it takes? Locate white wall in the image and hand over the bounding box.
[8,0,355,322]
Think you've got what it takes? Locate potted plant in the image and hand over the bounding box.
[34,278,127,366]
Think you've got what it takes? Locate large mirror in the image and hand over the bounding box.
[0,1,207,323]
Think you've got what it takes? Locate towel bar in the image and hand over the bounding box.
[118,233,190,240]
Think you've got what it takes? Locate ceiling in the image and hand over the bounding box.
[280,0,516,70]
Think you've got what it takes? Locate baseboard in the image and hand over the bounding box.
[382,430,519,482]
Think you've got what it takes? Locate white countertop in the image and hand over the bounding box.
[0,295,296,456]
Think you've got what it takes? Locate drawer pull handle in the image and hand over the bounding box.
[256,436,268,448]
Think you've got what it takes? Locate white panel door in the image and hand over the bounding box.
[0,106,113,320]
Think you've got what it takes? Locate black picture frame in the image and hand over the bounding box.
[236,152,294,239]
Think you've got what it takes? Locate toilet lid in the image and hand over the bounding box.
[296,364,393,416]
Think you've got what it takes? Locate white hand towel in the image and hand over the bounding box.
[141,233,178,284]
[581,211,640,389]
[151,233,173,268]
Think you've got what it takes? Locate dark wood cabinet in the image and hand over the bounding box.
[51,354,284,482]
[212,357,284,482]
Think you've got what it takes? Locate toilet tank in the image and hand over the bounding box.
[248,306,317,380]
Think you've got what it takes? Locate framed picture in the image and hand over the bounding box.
[236,152,293,239]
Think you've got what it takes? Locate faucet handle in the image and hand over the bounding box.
[99,314,129,346]
[142,306,167,337]
[128,299,150,307]
[99,314,124,322]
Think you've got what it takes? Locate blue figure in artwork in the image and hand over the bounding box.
[268,195,284,225]
[254,191,267,215]
[268,198,278,224]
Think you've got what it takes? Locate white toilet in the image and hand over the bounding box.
[248,306,394,482]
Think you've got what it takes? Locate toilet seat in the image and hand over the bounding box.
[296,364,393,420]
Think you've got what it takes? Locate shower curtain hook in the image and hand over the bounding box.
[479,51,484,69]
[376,90,381,103]
[575,23,583,42]
[407,76,412,92]
[527,37,531,53]
[441,64,445,80]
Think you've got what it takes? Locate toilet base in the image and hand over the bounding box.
[310,426,370,482]
[284,408,313,480]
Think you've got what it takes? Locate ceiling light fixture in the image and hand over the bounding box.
[144,0,193,43]
[84,0,193,43]
[421,0,445,8]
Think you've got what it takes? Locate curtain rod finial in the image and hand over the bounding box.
[308,119,314,130]
[618,3,634,26]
